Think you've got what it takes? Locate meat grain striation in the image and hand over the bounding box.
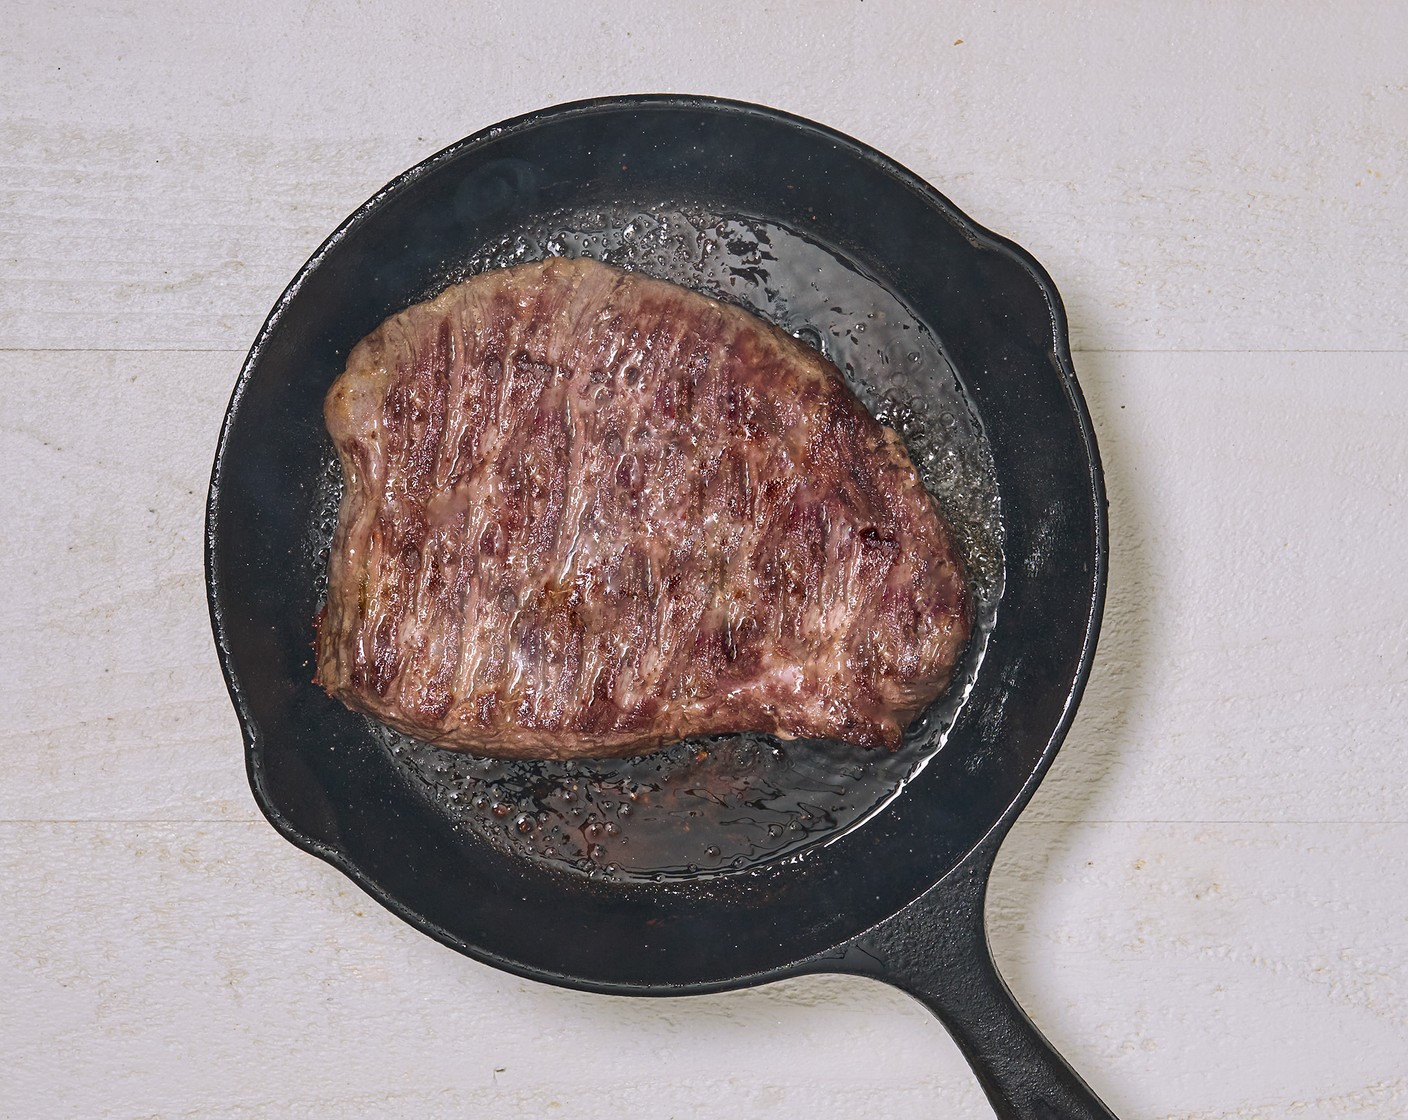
[315,258,969,757]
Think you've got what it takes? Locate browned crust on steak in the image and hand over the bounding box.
[314,257,970,757]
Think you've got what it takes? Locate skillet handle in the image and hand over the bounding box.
[838,833,1119,1120]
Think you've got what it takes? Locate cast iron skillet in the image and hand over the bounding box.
[207,96,1114,1118]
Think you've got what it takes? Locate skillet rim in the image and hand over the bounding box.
[206,93,1108,995]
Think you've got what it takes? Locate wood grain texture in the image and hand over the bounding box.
[1034,349,1408,828]
[3,1,1406,1117]
[2,2,1404,354]
[0,350,246,822]
[3,821,1404,1119]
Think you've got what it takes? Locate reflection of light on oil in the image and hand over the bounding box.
[308,204,1005,883]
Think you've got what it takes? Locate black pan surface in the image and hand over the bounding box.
[207,96,1113,1118]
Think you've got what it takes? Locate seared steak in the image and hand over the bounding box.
[315,257,969,757]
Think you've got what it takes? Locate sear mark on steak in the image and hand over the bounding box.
[314,257,970,758]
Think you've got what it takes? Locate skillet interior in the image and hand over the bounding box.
[207,96,1103,993]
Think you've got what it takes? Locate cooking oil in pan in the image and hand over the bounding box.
[314,204,1003,882]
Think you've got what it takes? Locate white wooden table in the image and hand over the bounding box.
[4,3,1405,1117]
